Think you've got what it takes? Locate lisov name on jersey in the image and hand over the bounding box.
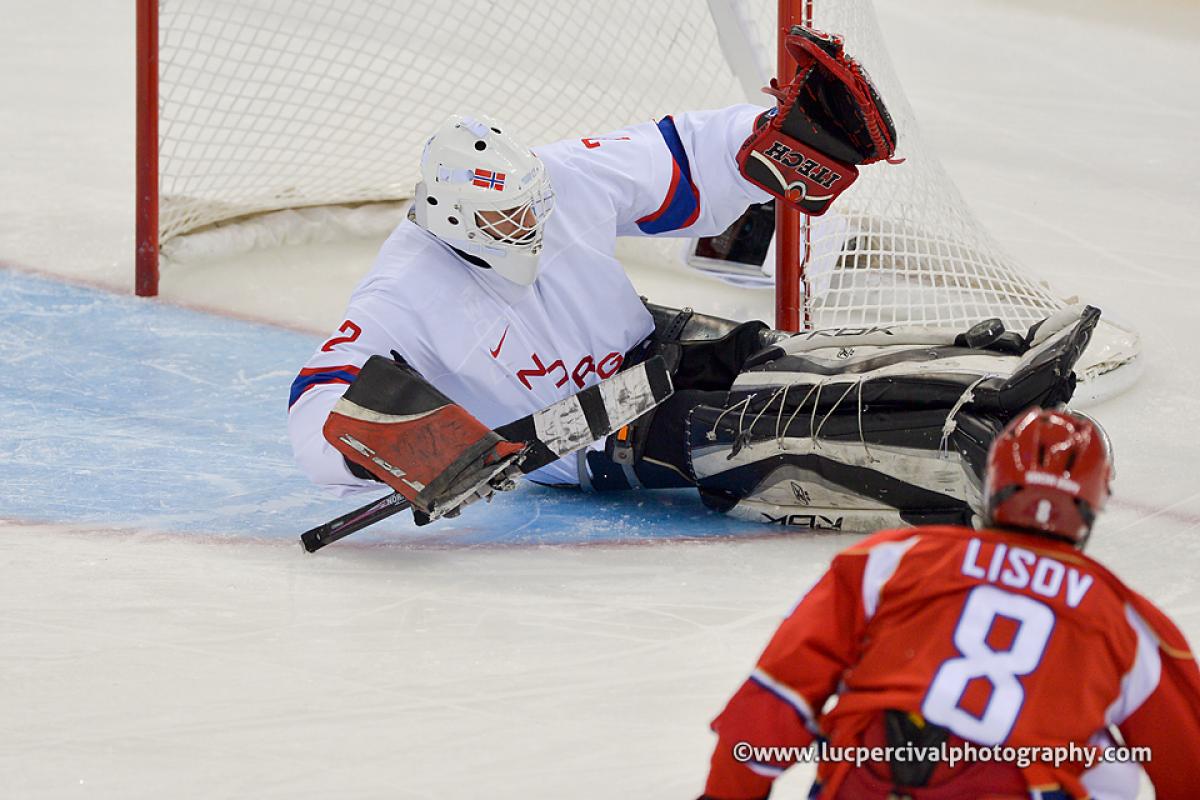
[961,537,1095,609]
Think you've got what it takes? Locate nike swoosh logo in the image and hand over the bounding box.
[489,324,510,359]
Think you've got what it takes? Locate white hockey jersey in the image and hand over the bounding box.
[288,104,770,494]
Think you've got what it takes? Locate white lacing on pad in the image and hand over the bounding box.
[776,382,822,450]
[857,376,878,464]
[704,375,885,463]
[939,375,993,456]
[705,394,755,442]
[813,381,858,443]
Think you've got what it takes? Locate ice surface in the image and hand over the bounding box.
[2,1,1198,798]
[1,270,763,546]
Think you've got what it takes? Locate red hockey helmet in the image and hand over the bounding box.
[984,408,1114,545]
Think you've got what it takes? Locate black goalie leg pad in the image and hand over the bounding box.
[687,398,1002,530]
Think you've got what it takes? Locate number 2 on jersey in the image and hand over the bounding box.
[921,585,1055,745]
[321,320,361,352]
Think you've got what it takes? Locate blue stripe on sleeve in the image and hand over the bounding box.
[288,368,360,409]
[636,116,701,234]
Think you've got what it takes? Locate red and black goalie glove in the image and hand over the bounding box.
[737,25,898,215]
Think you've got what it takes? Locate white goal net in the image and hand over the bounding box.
[148,0,1139,395]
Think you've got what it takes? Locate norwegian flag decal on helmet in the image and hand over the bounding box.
[472,169,506,190]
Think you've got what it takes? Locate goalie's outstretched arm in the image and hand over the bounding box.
[544,24,897,247]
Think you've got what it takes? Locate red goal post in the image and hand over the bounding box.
[775,0,813,332]
[136,0,158,297]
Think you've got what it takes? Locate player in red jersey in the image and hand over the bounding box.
[700,408,1200,799]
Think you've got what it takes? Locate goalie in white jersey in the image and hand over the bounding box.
[289,27,1100,529]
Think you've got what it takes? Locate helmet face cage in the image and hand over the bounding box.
[984,408,1114,546]
[413,114,555,285]
[466,176,555,250]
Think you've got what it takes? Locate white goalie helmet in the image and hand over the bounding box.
[412,114,555,285]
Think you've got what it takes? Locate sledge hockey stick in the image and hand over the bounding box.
[299,356,673,552]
